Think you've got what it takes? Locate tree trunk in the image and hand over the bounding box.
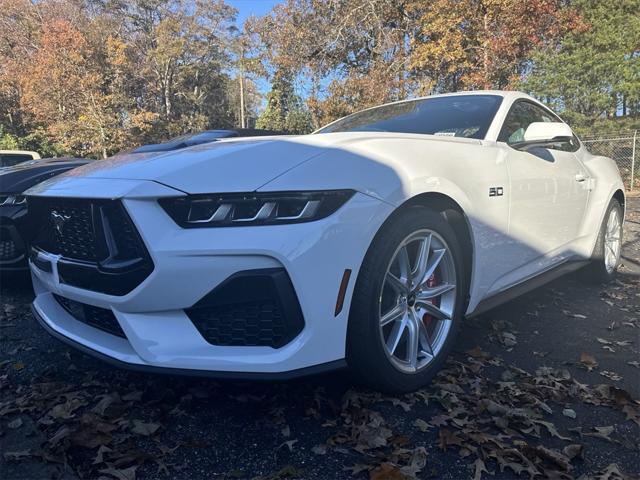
[482,12,490,89]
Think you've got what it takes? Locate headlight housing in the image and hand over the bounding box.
[159,190,355,227]
[0,195,26,206]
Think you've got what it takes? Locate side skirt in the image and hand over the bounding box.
[468,259,590,318]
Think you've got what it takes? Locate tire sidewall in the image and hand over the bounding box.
[347,207,466,392]
[590,199,623,283]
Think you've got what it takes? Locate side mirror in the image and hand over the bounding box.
[513,122,574,151]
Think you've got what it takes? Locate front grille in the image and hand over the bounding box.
[0,225,23,262]
[54,294,126,338]
[186,268,305,348]
[30,198,103,261]
[39,200,97,260]
[28,197,154,296]
[0,238,16,260]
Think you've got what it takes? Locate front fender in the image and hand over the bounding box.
[578,153,625,254]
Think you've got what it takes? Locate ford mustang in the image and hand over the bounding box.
[26,91,625,392]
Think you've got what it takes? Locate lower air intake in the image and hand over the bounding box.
[54,294,126,339]
[186,268,305,348]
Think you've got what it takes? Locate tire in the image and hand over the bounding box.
[346,207,466,393]
[583,198,623,283]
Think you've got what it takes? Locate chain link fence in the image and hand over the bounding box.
[582,131,638,192]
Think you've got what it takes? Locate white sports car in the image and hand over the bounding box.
[27,91,624,392]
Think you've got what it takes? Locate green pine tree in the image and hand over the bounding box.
[520,0,640,134]
[256,71,312,134]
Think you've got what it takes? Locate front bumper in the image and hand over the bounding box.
[30,179,393,375]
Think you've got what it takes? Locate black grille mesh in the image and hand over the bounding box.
[189,300,287,347]
[34,200,98,260]
[186,269,304,349]
[0,238,16,260]
[54,294,126,339]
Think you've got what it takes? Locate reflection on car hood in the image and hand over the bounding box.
[0,158,89,194]
[32,133,480,194]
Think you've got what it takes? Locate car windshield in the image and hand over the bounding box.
[316,94,503,139]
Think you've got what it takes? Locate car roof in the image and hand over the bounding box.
[0,150,40,157]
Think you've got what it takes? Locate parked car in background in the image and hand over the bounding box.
[26,91,624,392]
[0,150,40,167]
[130,129,283,153]
[0,157,90,272]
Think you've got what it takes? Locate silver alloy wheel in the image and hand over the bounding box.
[378,229,457,374]
[604,208,622,274]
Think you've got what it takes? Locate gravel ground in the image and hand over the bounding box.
[1,198,638,480]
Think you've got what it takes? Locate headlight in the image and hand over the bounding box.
[0,195,26,206]
[159,190,355,227]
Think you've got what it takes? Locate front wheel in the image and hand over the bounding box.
[584,198,623,283]
[346,207,466,393]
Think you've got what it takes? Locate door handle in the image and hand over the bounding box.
[575,173,587,182]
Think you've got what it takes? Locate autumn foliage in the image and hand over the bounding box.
[0,0,638,157]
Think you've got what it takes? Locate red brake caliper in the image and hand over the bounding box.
[422,272,440,327]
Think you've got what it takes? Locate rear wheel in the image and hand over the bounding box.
[346,207,466,392]
[584,198,623,283]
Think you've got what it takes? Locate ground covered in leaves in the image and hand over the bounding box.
[1,198,639,480]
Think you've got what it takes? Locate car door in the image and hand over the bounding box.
[499,100,590,277]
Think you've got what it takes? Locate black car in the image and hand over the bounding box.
[0,157,90,271]
[130,128,283,153]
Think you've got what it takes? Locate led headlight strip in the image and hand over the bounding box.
[0,195,26,206]
[159,190,355,227]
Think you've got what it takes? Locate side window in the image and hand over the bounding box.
[0,154,33,167]
[498,101,579,152]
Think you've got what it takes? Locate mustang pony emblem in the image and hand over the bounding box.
[50,211,71,235]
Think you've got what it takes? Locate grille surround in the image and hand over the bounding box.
[186,268,305,348]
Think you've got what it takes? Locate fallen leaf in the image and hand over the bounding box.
[3,450,30,461]
[600,371,622,381]
[472,458,492,480]
[580,352,598,371]
[585,426,615,442]
[401,447,428,477]
[370,462,405,480]
[311,444,327,455]
[413,419,431,432]
[93,445,112,465]
[99,465,137,480]
[562,444,583,461]
[7,418,23,429]
[277,439,298,452]
[131,420,160,436]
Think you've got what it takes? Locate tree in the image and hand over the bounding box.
[408,0,584,93]
[251,0,418,127]
[0,0,245,156]
[520,0,640,132]
[256,70,312,133]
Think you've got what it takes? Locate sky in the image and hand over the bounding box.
[226,1,282,100]
[227,0,281,27]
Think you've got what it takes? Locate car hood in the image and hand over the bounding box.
[38,133,480,194]
[0,159,89,194]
